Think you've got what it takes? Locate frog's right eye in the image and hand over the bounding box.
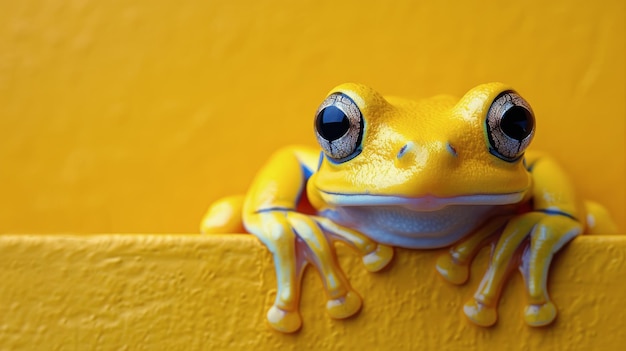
[314,93,364,162]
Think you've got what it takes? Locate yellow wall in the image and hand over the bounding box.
[0,0,623,234]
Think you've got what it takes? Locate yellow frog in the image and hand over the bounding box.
[201,83,617,333]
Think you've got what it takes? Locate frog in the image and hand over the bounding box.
[200,82,617,333]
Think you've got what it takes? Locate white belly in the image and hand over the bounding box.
[320,205,499,249]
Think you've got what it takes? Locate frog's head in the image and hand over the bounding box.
[309,83,535,211]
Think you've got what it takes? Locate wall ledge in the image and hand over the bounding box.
[0,234,624,350]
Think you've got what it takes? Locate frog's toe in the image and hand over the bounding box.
[435,254,469,285]
[267,305,302,333]
[463,299,498,327]
[524,302,557,327]
[326,290,362,319]
[315,217,393,273]
[362,244,394,272]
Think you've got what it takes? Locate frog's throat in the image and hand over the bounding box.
[317,190,526,211]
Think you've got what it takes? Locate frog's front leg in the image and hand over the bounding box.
[247,210,390,332]
[439,153,605,327]
[462,198,614,327]
[522,214,582,326]
[242,147,393,333]
[436,210,582,328]
[462,212,582,326]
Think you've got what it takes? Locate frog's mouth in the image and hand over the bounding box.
[318,190,526,211]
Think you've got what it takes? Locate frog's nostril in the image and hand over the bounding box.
[397,142,414,159]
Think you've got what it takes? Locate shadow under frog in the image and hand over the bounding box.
[200,82,618,333]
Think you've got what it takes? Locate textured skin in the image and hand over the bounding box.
[0,234,624,350]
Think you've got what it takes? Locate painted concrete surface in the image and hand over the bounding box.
[0,234,624,350]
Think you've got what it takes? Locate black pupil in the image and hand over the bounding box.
[501,106,533,140]
[316,106,350,141]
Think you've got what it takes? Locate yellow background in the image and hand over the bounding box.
[0,0,623,233]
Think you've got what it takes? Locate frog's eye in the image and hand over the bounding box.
[485,91,535,161]
[314,93,364,162]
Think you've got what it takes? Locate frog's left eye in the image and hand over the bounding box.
[485,91,535,161]
[314,93,364,161]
